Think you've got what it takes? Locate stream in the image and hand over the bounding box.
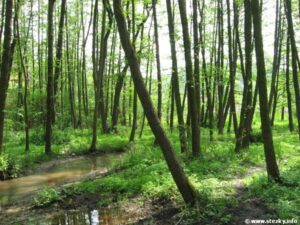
[0,153,136,225]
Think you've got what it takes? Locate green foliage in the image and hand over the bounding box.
[2,123,299,224]
[34,187,61,207]
[244,129,300,220]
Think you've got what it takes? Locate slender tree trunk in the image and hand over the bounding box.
[193,0,200,121]
[129,0,137,142]
[53,0,67,123]
[285,36,294,132]
[269,0,281,112]
[0,0,5,54]
[217,0,225,134]
[177,0,200,156]
[152,0,162,121]
[165,0,188,152]
[45,0,55,155]
[16,6,30,152]
[284,0,300,139]
[0,0,14,154]
[90,0,99,151]
[226,0,238,137]
[235,0,253,152]
[98,0,113,133]
[199,0,213,141]
[252,0,280,182]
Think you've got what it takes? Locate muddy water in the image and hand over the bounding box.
[39,208,138,225]
[0,153,122,206]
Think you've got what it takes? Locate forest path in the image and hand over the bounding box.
[230,166,275,225]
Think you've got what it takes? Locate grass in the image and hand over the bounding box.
[1,119,300,224]
[59,124,299,224]
[0,126,128,178]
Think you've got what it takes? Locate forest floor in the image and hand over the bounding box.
[0,125,300,224]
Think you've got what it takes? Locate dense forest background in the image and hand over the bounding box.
[0,0,300,224]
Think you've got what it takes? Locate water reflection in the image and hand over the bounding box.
[0,154,122,205]
[41,208,135,225]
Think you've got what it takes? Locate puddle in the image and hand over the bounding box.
[0,153,123,205]
[37,207,137,225]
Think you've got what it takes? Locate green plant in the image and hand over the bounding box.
[34,187,61,207]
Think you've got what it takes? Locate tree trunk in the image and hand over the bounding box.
[199,0,213,141]
[226,0,238,137]
[177,0,201,156]
[193,0,200,121]
[285,36,293,132]
[252,0,280,182]
[45,0,55,155]
[113,0,197,205]
[217,0,225,135]
[284,0,300,139]
[53,0,67,123]
[152,0,162,121]
[166,0,188,152]
[235,0,253,152]
[0,0,14,154]
[90,0,99,151]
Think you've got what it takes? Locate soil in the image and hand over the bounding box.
[229,166,276,225]
[0,157,277,225]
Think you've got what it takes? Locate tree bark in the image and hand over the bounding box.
[235,0,253,152]
[226,0,238,137]
[177,0,201,156]
[166,0,188,153]
[284,0,300,139]
[45,0,55,155]
[152,0,162,121]
[285,36,293,132]
[53,0,67,123]
[0,0,14,154]
[252,0,280,182]
[113,0,197,205]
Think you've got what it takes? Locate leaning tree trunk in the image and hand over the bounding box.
[252,0,280,182]
[113,0,197,205]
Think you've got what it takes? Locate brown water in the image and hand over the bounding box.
[0,153,122,206]
[38,208,138,225]
[0,153,138,225]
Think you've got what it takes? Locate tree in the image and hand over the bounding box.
[113,0,197,205]
[285,36,294,132]
[0,0,15,154]
[16,0,31,152]
[226,0,238,137]
[53,0,67,123]
[45,0,56,155]
[152,0,162,121]
[251,0,280,182]
[284,0,300,139]
[177,0,200,156]
[235,0,253,152]
[165,0,188,153]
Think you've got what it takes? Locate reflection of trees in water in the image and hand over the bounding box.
[48,208,131,225]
